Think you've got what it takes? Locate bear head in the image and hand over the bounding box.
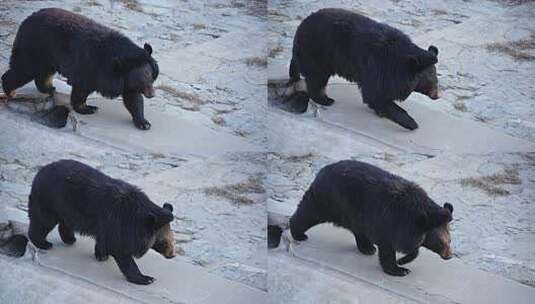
[409,45,441,100]
[147,203,176,259]
[112,43,159,99]
[417,202,453,260]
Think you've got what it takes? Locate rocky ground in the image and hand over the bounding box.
[267,0,535,299]
[0,0,267,294]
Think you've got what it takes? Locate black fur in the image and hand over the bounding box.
[290,160,453,276]
[28,159,174,285]
[1,8,159,130]
[290,8,440,130]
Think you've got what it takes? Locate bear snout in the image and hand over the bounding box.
[440,249,453,260]
[143,87,155,98]
[429,88,441,100]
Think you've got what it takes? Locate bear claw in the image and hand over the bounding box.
[383,266,411,276]
[74,105,98,115]
[128,275,155,285]
[134,119,151,130]
[358,245,376,255]
[292,233,308,241]
[34,240,53,250]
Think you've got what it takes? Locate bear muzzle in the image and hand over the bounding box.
[429,88,441,100]
[143,87,155,99]
[440,248,453,260]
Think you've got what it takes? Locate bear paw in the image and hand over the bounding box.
[314,96,335,106]
[128,274,155,285]
[95,254,109,262]
[33,240,53,250]
[357,244,376,255]
[292,233,308,241]
[74,105,98,115]
[134,119,151,130]
[383,266,411,277]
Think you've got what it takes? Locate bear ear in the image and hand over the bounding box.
[428,45,439,56]
[427,208,452,229]
[144,43,153,55]
[163,203,174,213]
[443,202,453,214]
[408,52,437,72]
[146,212,173,231]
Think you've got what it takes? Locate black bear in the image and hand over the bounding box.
[290,160,453,276]
[290,8,441,130]
[27,159,176,285]
[1,8,159,130]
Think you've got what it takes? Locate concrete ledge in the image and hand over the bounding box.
[3,227,266,304]
[287,224,535,304]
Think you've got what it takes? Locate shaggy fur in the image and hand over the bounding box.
[290,160,453,276]
[290,8,441,130]
[1,8,159,130]
[28,159,175,285]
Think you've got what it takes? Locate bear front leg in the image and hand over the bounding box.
[383,102,418,130]
[113,254,155,285]
[71,85,98,114]
[1,69,34,98]
[397,249,419,265]
[378,245,411,276]
[122,92,151,130]
[354,232,376,255]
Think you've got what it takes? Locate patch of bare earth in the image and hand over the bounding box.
[460,168,521,196]
[204,175,265,205]
[156,85,207,111]
[486,35,535,61]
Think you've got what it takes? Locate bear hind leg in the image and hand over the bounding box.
[71,85,98,114]
[1,69,34,98]
[354,232,376,255]
[34,73,56,96]
[58,222,76,245]
[28,217,57,250]
[306,74,334,106]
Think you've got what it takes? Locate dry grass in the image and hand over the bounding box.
[211,116,225,126]
[193,23,207,30]
[244,56,267,68]
[269,46,284,58]
[486,35,535,61]
[204,176,265,205]
[460,168,521,196]
[86,0,102,6]
[120,0,143,12]
[493,0,535,4]
[156,85,207,111]
[286,153,314,162]
[453,101,468,112]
